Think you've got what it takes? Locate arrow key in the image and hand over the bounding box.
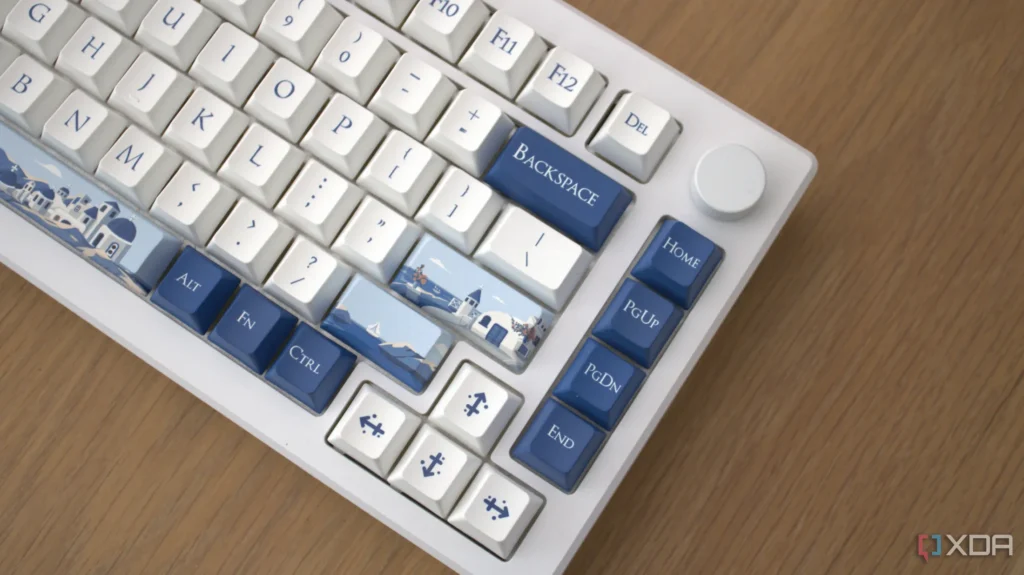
[388,426,481,517]
[449,464,544,559]
[428,363,522,456]
[328,384,420,477]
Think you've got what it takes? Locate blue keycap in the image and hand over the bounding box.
[512,399,606,492]
[593,279,683,368]
[210,285,298,373]
[267,324,357,414]
[152,247,240,334]
[484,127,632,251]
[553,339,646,430]
[634,220,723,309]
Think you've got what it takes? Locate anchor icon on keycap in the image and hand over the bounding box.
[464,392,488,417]
[359,413,385,437]
[420,452,445,477]
[483,495,509,520]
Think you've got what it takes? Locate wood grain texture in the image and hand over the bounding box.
[2,0,1024,573]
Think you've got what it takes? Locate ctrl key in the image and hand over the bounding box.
[512,400,606,492]
[449,464,544,560]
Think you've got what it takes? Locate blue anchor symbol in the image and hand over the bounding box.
[358,413,384,437]
[420,452,445,477]
[483,496,509,520]
[464,392,488,417]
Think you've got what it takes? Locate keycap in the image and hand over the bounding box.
[41,90,128,172]
[388,426,481,516]
[3,0,86,64]
[300,93,389,180]
[190,22,275,107]
[136,0,221,71]
[312,19,398,105]
[321,276,453,393]
[266,323,357,413]
[401,0,489,64]
[265,236,352,322]
[331,197,421,282]
[428,363,522,456]
[368,55,455,141]
[327,384,420,477]
[414,166,503,254]
[517,47,605,135]
[210,284,298,373]
[207,197,295,282]
[0,37,21,72]
[426,90,514,177]
[109,51,194,134]
[355,0,417,28]
[217,122,303,208]
[274,159,364,246]
[201,0,274,34]
[475,206,589,311]
[152,246,240,333]
[633,220,723,309]
[448,464,543,559]
[0,54,74,136]
[393,235,554,369]
[458,10,546,99]
[511,399,605,492]
[55,17,141,99]
[357,130,446,217]
[150,161,238,244]
[589,92,681,182]
[83,0,157,35]
[592,279,683,368]
[552,339,644,430]
[164,88,249,172]
[245,57,330,143]
[256,0,341,69]
[96,125,182,208]
[0,125,182,293]
[691,144,766,221]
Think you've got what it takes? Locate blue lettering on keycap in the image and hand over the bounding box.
[29,3,51,24]
[593,279,683,368]
[485,128,631,251]
[152,247,239,334]
[633,220,723,309]
[625,112,649,135]
[553,338,645,429]
[489,27,517,55]
[210,285,297,373]
[266,324,356,414]
[512,399,605,492]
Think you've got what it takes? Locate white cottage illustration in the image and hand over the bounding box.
[452,287,547,362]
[89,216,137,263]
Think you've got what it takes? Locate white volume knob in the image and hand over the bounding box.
[691,144,766,220]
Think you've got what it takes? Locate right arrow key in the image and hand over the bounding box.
[448,464,544,560]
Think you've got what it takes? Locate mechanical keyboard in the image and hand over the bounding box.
[0,0,817,573]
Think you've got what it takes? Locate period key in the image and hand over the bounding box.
[633,220,723,309]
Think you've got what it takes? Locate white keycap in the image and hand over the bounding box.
[327,384,420,477]
[82,0,156,35]
[55,18,141,99]
[312,19,398,105]
[357,130,446,217]
[136,0,220,71]
[41,90,127,171]
[368,54,455,140]
[244,58,330,143]
[201,0,273,34]
[387,426,481,517]
[265,236,352,322]
[150,161,237,244]
[331,196,420,282]
[518,47,605,135]
[108,51,193,134]
[415,166,502,254]
[354,0,417,28]
[274,159,364,246]
[426,90,514,177]
[429,364,521,456]
[401,0,488,63]
[0,37,21,72]
[449,464,543,559]
[0,54,74,135]
[163,87,249,171]
[96,125,182,208]
[190,22,274,107]
[475,206,590,311]
[458,10,546,99]
[300,93,388,180]
[218,123,304,208]
[590,92,680,182]
[3,0,86,64]
[256,0,341,69]
[207,196,294,282]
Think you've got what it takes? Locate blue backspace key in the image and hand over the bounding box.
[485,127,632,251]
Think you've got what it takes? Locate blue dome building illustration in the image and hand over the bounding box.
[90,216,136,263]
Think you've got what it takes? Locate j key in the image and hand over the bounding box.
[109,51,194,134]
[459,10,546,99]
[96,125,182,208]
[266,323,357,413]
[150,161,238,245]
[256,0,341,69]
[511,399,605,492]
[414,166,503,254]
[448,464,543,560]
[312,19,399,105]
[190,22,276,107]
[0,55,74,136]
[152,246,241,334]
[136,0,221,71]
[83,0,158,35]
[388,426,482,517]
[484,127,631,251]
[207,196,295,282]
[593,279,683,368]
[210,284,298,373]
[553,338,645,430]
[201,0,274,34]
[633,219,723,309]
[327,383,420,477]
[55,17,141,99]
[3,0,86,64]
[590,92,681,182]
[42,90,128,172]
[402,0,489,64]
[517,47,606,135]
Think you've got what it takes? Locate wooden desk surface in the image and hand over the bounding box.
[2,0,1023,573]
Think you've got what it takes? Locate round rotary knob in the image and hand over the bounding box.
[691,144,766,220]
